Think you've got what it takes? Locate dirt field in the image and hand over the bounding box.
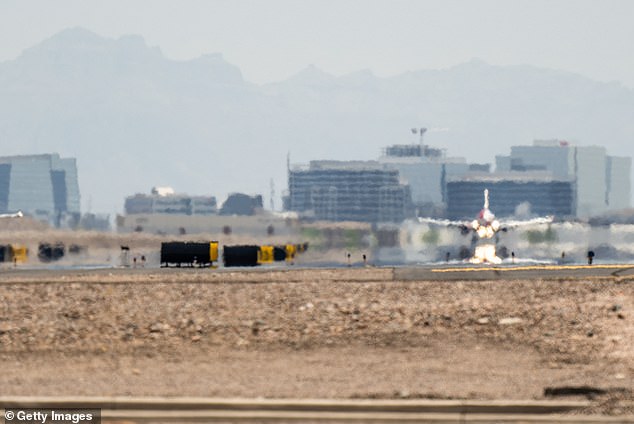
[0,268,632,415]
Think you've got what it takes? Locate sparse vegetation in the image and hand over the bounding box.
[300,227,324,249]
[421,228,440,245]
[343,229,363,250]
[523,227,557,244]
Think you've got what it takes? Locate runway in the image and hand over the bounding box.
[394,263,634,281]
[3,262,634,283]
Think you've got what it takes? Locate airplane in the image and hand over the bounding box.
[0,210,24,218]
[418,189,553,264]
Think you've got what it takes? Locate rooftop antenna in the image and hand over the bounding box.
[419,127,427,147]
[411,127,428,155]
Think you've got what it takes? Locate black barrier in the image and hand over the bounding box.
[223,245,260,267]
[161,242,213,267]
[273,246,287,262]
[38,242,65,262]
[0,245,7,262]
[68,244,85,254]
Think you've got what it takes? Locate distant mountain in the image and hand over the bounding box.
[1,28,633,214]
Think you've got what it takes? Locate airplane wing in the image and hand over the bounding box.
[502,215,554,228]
[0,210,23,218]
[417,217,469,228]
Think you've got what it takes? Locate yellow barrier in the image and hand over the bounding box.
[10,245,28,263]
[258,245,274,264]
[209,241,219,262]
[285,244,297,261]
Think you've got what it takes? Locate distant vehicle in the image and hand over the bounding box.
[419,189,553,264]
[0,210,23,218]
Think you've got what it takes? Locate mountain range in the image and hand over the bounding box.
[1,27,633,214]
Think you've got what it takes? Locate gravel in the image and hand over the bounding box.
[0,268,632,414]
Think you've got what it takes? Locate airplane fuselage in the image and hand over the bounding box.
[471,207,500,240]
[468,190,502,263]
[417,188,552,265]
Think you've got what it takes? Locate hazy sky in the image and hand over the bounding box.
[1,0,634,87]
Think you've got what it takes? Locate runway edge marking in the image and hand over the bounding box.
[430,264,633,273]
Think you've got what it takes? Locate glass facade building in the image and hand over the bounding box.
[287,160,411,223]
[496,140,631,217]
[0,154,80,220]
[446,176,576,220]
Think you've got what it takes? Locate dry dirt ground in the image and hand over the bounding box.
[0,268,632,415]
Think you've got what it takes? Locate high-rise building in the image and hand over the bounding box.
[0,154,80,223]
[378,144,469,216]
[446,175,576,220]
[287,160,410,223]
[575,145,608,216]
[495,140,630,216]
[606,156,632,210]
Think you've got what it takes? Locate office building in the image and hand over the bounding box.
[446,174,576,220]
[379,144,469,216]
[0,154,80,223]
[606,156,632,210]
[287,160,411,223]
[495,140,630,216]
[124,187,217,216]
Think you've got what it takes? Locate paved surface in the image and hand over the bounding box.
[5,397,632,423]
[3,262,634,283]
[394,263,634,281]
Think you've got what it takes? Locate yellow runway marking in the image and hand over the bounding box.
[431,264,634,273]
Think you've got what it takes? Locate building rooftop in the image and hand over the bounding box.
[306,160,383,171]
[448,171,573,183]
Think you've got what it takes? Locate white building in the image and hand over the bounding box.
[378,144,469,216]
[495,140,631,217]
[606,156,632,210]
[124,187,218,216]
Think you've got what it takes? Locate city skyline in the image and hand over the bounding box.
[2,3,633,215]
